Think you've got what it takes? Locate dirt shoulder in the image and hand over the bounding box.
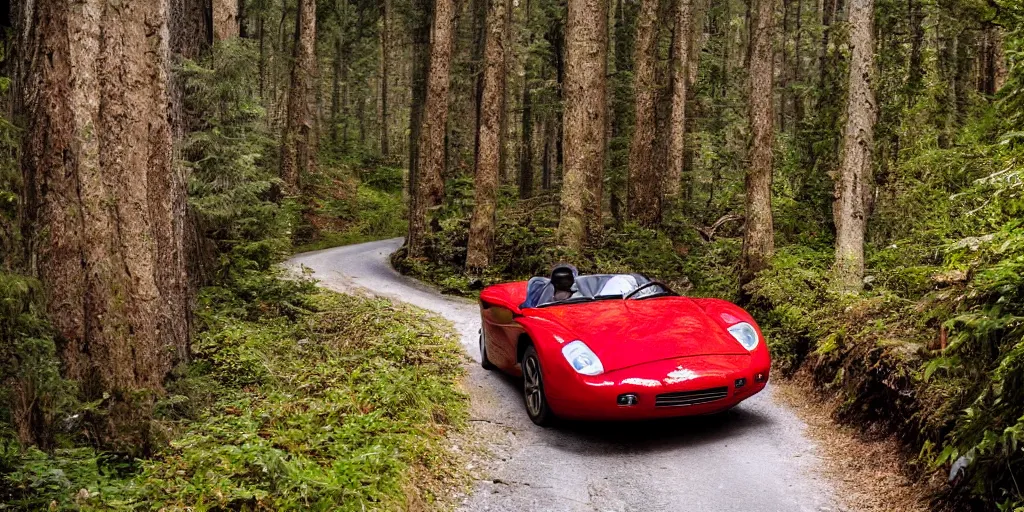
[773,374,937,512]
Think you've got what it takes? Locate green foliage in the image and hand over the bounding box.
[396,191,695,296]
[293,158,408,253]
[182,40,298,285]
[0,274,75,453]
[0,286,468,511]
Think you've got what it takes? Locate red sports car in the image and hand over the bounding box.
[478,266,770,425]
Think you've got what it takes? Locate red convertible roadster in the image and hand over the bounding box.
[478,265,770,425]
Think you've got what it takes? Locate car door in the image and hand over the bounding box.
[480,302,518,370]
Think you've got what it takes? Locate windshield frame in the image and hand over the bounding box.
[530,274,676,308]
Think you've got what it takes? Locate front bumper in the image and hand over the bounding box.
[546,355,769,420]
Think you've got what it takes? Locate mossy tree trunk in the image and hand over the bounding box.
[558,0,609,251]
[741,0,777,287]
[380,0,391,157]
[833,0,876,292]
[280,0,317,193]
[466,0,509,271]
[666,0,694,201]
[213,0,240,41]
[626,0,660,226]
[22,0,189,453]
[408,0,456,258]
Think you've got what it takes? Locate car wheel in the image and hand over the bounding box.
[522,345,554,426]
[479,329,496,370]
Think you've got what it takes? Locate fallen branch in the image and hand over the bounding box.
[696,214,743,242]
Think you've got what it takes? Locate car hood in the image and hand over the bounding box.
[525,297,749,372]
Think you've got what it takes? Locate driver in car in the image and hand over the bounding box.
[522,263,580,308]
[550,264,577,301]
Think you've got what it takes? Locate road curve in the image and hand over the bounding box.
[287,238,840,512]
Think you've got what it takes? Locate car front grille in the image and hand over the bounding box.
[654,386,729,408]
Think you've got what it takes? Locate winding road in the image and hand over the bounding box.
[287,238,840,512]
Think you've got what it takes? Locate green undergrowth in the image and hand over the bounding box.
[393,182,701,297]
[0,274,468,510]
[293,155,407,254]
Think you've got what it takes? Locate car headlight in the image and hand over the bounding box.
[728,322,760,351]
[562,340,604,375]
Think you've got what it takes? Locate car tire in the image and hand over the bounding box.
[521,345,554,426]
[479,329,497,370]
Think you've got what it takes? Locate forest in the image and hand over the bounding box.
[1,0,1023,509]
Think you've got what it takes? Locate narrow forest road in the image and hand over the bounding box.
[287,238,841,512]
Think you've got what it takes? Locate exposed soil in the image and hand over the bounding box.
[773,374,935,512]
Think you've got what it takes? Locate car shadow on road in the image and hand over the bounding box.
[549,407,772,454]
[491,372,773,455]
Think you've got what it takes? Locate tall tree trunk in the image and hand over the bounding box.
[518,0,535,199]
[332,31,345,144]
[542,114,555,189]
[558,0,609,250]
[792,0,803,128]
[170,0,210,60]
[780,0,790,132]
[408,0,456,258]
[499,0,515,184]
[466,0,509,271]
[954,30,975,126]
[22,0,189,453]
[258,14,267,98]
[213,0,239,41]
[238,0,248,38]
[666,0,694,201]
[626,0,660,226]
[906,0,924,103]
[833,0,875,292]
[380,0,391,156]
[742,0,777,286]
[818,0,839,89]
[280,0,317,193]
[409,0,433,202]
[519,81,535,198]
[683,0,706,204]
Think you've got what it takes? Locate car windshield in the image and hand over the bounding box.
[522,274,674,308]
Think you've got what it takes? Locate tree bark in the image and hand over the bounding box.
[466,0,509,271]
[742,0,776,286]
[380,0,391,156]
[408,0,456,258]
[626,0,659,226]
[666,0,694,200]
[542,114,555,189]
[213,0,239,41]
[258,14,267,98]
[22,0,189,453]
[953,30,975,126]
[558,0,609,250]
[331,31,345,144]
[518,0,536,199]
[170,0,210,60]
[906,0,924,103]
[833,0,875,292]
[519,80,535,198]
[682,0,706,204]
[280,0,317,193]
[409,0,433,202]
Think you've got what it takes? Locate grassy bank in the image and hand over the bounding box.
[1,275,468,510]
